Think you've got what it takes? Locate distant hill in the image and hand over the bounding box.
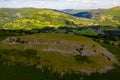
[0,7,120,30]
[62,6,120,27]
[72,12,92,19]
[91,6,120,27]
[62,6,120,17]
[61,9,74,13]
[61,9,84,14]
[0,8,96,30]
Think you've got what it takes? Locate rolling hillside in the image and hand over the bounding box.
[91,6,120,27]
[0,7,120,80]
[1,7,119,30]
[62,6,120,27]
[0,8,96,30]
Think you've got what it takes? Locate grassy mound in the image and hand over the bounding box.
[0,33,117,74]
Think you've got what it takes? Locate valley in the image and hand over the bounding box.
[0,6,120,80]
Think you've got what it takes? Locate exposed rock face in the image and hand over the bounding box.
[2,37,28,44]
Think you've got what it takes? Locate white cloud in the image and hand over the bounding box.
[0,0,120,9]
[12,1,17,3]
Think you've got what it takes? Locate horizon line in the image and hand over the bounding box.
[0,6,119,10]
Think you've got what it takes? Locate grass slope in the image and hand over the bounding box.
[65,6,120,27]
[0,33,117,74]
[91,6,120,27]
[0,8,95,30]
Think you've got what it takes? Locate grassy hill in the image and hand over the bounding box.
[90,6,120,27]
[0,8,96,30]
[0,33,117,74]
[63,6,120,27]
[98,6,120,17]
[1,7,119,30]
[0,7,119,80]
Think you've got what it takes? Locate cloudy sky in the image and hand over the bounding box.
[0,0,120,9]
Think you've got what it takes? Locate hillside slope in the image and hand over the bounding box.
[0,8,95,30]
[91,6,120,27]
[0,33,117,73]
[63,6,120,27]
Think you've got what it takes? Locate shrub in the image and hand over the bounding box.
[74,55,91,63]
